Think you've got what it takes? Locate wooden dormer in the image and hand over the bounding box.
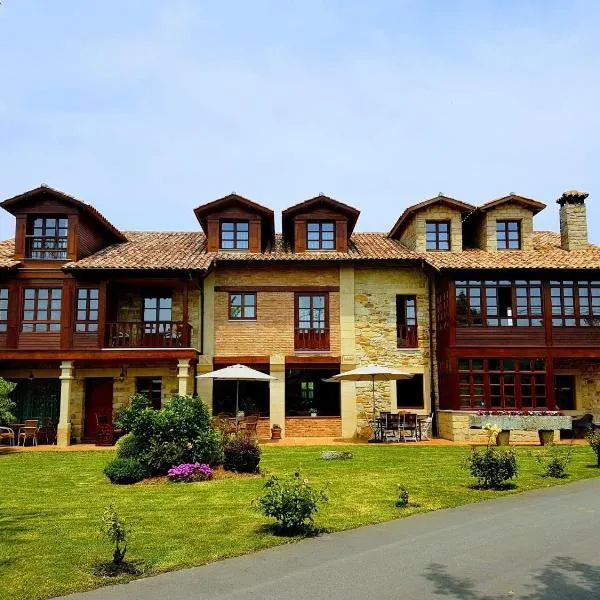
[282,195,360,253]
[194,193,275,253]
[0,185,126,263]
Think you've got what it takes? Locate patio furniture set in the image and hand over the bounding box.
[212,414,260,440]
[0,419,57,446]
[370,412,433,443]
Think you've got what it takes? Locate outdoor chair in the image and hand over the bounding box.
[18,420,39,446]
[399,413,418,442]
[37,420,57,445]
[0,426,15,446]
[382,413,400,442]
[240,415,259,440]
[419,414,433,441]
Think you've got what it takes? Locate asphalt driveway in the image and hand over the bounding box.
[61,478,600,600]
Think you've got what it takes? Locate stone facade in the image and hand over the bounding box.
[555,358,600,419]
[474,203,534,252]
[353,266,431,434]
[400,205,464,251]
[559,202,588,250]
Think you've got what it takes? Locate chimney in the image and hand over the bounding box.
[557,190,589,251]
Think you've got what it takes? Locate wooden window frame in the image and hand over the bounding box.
[396,294,418,348]
[135,376,162,410]
[457,358,546,410]
[550,280,600,327]
[26,215,69,259]
[143,295,173,334]
[295,293,329,331]
[228,292,257,320]
[306,221,336,251]
[455,279,543,327]
[219,220,249,250]
[21,287,62,332]
[0,288,8,333]
[496,220,521,250]
[425,220,451,251]
[75,288,100,332]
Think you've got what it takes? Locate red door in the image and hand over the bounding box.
[84,378,114,440]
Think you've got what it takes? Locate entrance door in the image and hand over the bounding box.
[555,375,576,410]
[84,378,114,440]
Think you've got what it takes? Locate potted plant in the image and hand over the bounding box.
[309,408,318,417]
[271,424,282,440]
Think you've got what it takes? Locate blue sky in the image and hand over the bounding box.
[1,1,599,240]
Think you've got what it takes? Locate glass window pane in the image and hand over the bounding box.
[244,306,255,319]
[221,222,234,231]
[244,294,255,305]
[298,296,310,308]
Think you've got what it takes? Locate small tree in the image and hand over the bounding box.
[587,429,600,468]
[0,377,16,426]
[467,424,518,489]
[101,505,128,565]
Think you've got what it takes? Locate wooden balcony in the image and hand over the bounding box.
[397,324,418,348]
[106,321,192,348]
[294,327,330,351]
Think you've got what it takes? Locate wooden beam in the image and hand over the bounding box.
[0,349,199,361]
[214,285,340,293]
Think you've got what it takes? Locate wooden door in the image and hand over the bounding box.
[84,378,114,440]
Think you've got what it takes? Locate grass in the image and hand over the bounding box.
[1,444,599,600]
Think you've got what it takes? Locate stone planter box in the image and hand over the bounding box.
[469,415,572,432]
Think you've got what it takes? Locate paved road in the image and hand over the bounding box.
[63,478,600,600]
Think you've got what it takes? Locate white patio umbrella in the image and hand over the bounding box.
[197,364,275,423]
[331,365,413,422]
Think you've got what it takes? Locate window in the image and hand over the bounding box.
[396,295,418,347]
[229,293,256,320]
[143,296,172,336]
[396,374,424,408]
[551,280,600,327]
[22,288,62,332]
[75,288,99,332]
[295,293,329,350]
[285,368,340,416]
[496,220,521,250]
[555,375,575,411]
[26,216,69,259]
[458,358,546,410]
[425,221,450,250]
[0,289,8,333]
[136,377,162,410]
[307,222,335,250]
[220,221,249,250]
[455,280,542,327]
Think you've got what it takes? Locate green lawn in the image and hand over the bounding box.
[1,444,599,600]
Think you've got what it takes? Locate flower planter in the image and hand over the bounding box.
[495,430,510,446]
[470,414,572,432]
[271,426,282,440]
[538,430,554,446]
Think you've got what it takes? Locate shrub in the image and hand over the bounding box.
[468,447,518,488]
[168,463,213,483]
[223,437,261,473]
[587,429,600,467]
[396,485,409,507]
[115,433,145,459]
[115,394,150,433]
[0,377,16,426]
[101,505,128,565]
[536,442,573,478]
[104,458,148,484]
[257,471,328,533]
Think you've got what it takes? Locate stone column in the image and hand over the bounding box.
[270,354,286,438]
[196,356,214,412]
[57,360,74,447]
[339,266,358,438]
[177,359,191,396]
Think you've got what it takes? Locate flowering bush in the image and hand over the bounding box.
[168,463,213,483]
[257,471,328,533]
[587,429,600,467]
[476,410,563,416]
[223,438,261,473]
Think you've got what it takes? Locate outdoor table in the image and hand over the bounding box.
[369,417,385,442]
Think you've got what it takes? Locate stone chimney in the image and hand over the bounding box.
[557,190,589,251]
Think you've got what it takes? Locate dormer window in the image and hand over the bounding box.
[220,221,249,250]
[307,221,335,250]
[26,216,68,259]
[496,220,521,250]
[426,220,450,251]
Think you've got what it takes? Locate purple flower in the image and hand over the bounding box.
[167,463,213,482]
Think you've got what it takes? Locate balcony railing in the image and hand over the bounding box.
[397,324,418,348]
[25,235,68,259]
[106,321,192,348]
[295,327,330,351]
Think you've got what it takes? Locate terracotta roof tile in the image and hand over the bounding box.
[423,231,600,270]
[0,238,19,270]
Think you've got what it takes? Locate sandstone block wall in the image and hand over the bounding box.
[559,203,588,250]
[475,203,534,252]
[400,205,463,251]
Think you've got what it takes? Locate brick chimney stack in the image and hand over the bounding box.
[557,190,589,251]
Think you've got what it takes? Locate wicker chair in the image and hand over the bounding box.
[18,420,39,446]
[0,426,15,446]
[240,415,259,440]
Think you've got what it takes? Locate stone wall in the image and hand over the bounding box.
[555,358,600,419]
[401,205,464,252]
[474,203,534,252]
[353,266,431,434]
[559,202,588,250]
